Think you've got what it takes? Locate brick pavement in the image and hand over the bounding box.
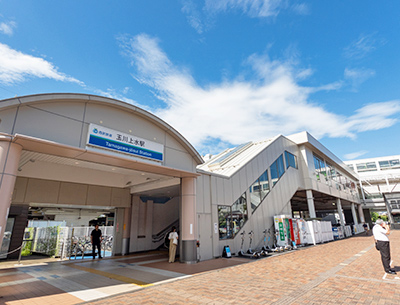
[84,231,400,305]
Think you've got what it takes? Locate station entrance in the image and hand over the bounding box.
[1,149,184,262]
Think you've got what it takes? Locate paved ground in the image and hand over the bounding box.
[1,230,400,304]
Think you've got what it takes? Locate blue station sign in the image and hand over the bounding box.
[87,124,164,162]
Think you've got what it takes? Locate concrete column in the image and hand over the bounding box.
[357,204,365,223]
[129,196,140,252]
[336,198,345,225]
[359,181,366,201]
[112,208,125,256]
[306,190,316,219]
[145,200,154,250]
[180,177,197,264]
[0,140,22,246]
[351,203,358,225]
[122,206,131,255]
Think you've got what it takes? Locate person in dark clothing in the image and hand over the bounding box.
[91,224,103,259]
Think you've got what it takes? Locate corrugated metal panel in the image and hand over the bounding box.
[198,138,275,177]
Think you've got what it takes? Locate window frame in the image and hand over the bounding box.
[285,151,297,169]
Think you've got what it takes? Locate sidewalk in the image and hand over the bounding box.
[85,231,400,305]
[1,231,399,304]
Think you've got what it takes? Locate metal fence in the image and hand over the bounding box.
[23,226,114,260]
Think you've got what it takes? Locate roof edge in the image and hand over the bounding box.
[0,93,204,165]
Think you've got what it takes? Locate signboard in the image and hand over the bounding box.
[87,124,164,162]
[222,245,232,258]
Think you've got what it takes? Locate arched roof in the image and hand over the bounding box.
[0,93,204,165]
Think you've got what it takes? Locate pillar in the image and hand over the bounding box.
[180,177,197,264]
[336,198,345,225]
[351,203,358,225]
[122,206,131,255]
[0,140,22,246]
[357,204,365,223]
[359,181,366,201]
[306,190,316,219]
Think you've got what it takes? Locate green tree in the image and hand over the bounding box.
[371,211,379,222]
[370,211,388,222]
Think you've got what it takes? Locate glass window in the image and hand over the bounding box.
[0,218,15,259]
[339,172,346,189]
[218,206,232,239]
[356,162,377,172]
[379,159,400,170]
[347,164,354,170]
[285,151,297,169]
[277,155,285,177]
[364,193,383,199]
[270,154,285,186]
[259,171,270,199]
[326,162,334,179]
[231,194,248,235]
[270,163,278,186]
[249,179,261,211]
[249,170,270,212]
[330,164,337,181]
[313,154,327,182]
[218,193,248,240]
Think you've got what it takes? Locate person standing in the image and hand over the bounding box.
[91,224,103,259]
[168,226,178,263]
[373,219,395,274]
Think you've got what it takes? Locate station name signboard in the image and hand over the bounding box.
[87,124,164,162]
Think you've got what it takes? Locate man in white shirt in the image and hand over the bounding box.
[373,219,396,274]
[168,226,179,263]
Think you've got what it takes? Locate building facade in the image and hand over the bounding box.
[0,94,366,262]
[344,156,400,225]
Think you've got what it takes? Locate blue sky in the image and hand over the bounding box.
[0,1,399,160]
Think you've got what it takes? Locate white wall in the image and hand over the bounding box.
[13,177,131,208]
[197,136,303,259]
[152,197,179,233]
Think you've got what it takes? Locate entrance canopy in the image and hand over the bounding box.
[2,93,203,198]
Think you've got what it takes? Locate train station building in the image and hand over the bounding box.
[0,93,367,262]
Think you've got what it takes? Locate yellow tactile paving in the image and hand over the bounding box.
[67,263,152,287]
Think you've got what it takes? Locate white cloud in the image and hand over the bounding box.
[344,67,375,90]
[343,151,368,160]
[0,43,83,85]
[291,3,310,15]
[119,34,400,151]
[343,33,384,59]
[345,101,400,132]
[123,87,130,94]
[181,1,307,34]
[205,0,283,18]
[93,88,146,109]
[181,0,205,34]
[0,21,16,36]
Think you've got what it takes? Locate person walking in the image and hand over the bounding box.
[168,226,178,263]
[373,219,395,274]
[91,224,103,259]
